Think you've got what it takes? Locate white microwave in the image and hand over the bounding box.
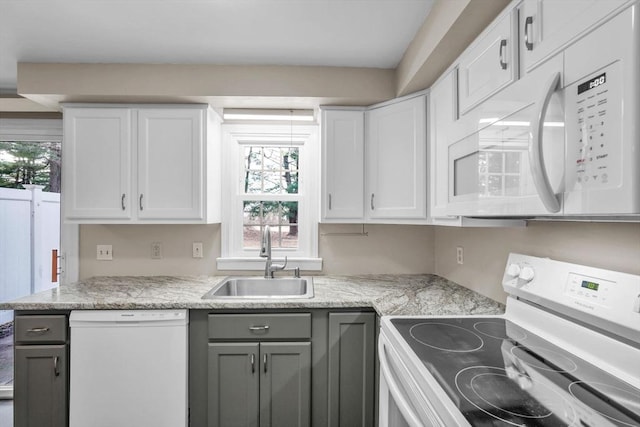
[446,4,639,218]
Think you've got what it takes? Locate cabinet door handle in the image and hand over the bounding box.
[499,39,508,70]
[250,354,256,373]
[524,16,534,51]
[328,193,332,210]
[370,193,375,210]
[263,354,268,373]
[139,194,144,211]
[27,327,50,334]
[53,356,60,377]
[248,325,270,333]
[121,193,126,211]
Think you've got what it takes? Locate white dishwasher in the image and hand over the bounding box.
[69,310,188,427]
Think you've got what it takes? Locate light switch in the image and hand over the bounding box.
[193,242,203,258]
[97,245,113,261]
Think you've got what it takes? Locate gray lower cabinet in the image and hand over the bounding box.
[327,312,376,427]
[190,309,376,427]
[14,314,69,427]
[207,313,312,427]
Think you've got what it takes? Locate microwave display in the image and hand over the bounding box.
[578,72,606,95]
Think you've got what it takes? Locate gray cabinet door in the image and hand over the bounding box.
[260,342,311,427]
[208,342,260,427]
[14,344,67,427]
[328,312,376,427]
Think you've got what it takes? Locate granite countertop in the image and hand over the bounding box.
[0,274,504,317]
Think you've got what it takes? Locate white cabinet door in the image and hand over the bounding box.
[366,96,427,220]
[429,70,457,221]
[458,10,517,115]
[63,108,132,219]
[321,109,364,221]
[520,0,631,73]
[137,109,204,220]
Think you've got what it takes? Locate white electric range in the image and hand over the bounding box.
[379,253,640,426]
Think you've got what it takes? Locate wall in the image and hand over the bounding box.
[78,221,640,305]
[434,221,640,304]
[79,223,436,279]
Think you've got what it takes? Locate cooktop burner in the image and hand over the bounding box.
[391,317,640,426]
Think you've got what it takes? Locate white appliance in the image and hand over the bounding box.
[379,253,640,426]
[447,2,640,218]
[69,310,188,427]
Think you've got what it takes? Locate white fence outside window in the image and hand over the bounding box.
[0,185,59,324]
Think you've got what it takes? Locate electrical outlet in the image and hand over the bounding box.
[456,246,464,265]
[193,242,203,258]
[151,242,162,259]
[97,245,113,261]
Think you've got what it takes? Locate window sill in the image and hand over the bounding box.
[216,257,323,271]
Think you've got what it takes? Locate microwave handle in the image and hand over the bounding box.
[378,338,424,427]
[529,72,562,213]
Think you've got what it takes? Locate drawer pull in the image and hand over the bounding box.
[249,325,270,332]
[27,327,50,334]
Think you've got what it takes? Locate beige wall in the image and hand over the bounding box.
[434,221,640,304]
[78,221,640,305]
[79,223,436,279]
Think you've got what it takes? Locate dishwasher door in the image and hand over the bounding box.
[69,310,188,427]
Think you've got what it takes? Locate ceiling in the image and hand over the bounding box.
[0,0,434,91]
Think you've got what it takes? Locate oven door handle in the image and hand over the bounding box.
[378,338,424,427]
[529,71,562,213]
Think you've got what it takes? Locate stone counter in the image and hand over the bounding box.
[0,274,504,316]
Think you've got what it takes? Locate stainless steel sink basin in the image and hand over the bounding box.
[202,276,314,299]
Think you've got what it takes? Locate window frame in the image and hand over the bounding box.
[217,123,321,271]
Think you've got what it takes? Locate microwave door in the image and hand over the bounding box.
[448,103,559,216]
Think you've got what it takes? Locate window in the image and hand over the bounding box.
[218,123,321,271]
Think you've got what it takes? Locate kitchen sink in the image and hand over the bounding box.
[202,276,314,299]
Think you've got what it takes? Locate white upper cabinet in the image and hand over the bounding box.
[63,107,133,220]
[137,109,204,220]
[365,95,427,221]
[458,9,518,115]
[429,70,457,221]
[520,0,632,73]
[63,105,221,224]
[321,109,365,222]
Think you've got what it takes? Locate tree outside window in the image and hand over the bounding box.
[0,141,61,193]
[242,146,299,249]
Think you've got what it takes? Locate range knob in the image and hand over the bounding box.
[506,263,521,277]
[519,266,535,282]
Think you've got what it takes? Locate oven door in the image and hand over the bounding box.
[446,55,565,217]
[378,332,441,427]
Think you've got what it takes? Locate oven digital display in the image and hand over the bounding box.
[578,72,606,95]
[581,280,600,291]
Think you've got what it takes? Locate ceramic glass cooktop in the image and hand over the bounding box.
[391,317,640,426]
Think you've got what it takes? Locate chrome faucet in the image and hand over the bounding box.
[260,225,287,278]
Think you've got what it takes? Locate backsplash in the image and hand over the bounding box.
[434,221,640,304]
[78,221,639,305]
[79,223,436,278]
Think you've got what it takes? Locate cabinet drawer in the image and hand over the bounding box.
[208,313,311,340]
[15,315,67,344]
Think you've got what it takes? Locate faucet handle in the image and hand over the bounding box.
[293,267,301,278]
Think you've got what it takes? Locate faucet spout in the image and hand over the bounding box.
[260,225,287,278]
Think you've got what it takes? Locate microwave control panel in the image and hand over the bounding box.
[567,63,622,190]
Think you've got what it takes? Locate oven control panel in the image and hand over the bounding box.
[503,253,640,343]
[564,273,614,308]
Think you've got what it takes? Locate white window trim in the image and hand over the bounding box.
[217,123,321,271]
